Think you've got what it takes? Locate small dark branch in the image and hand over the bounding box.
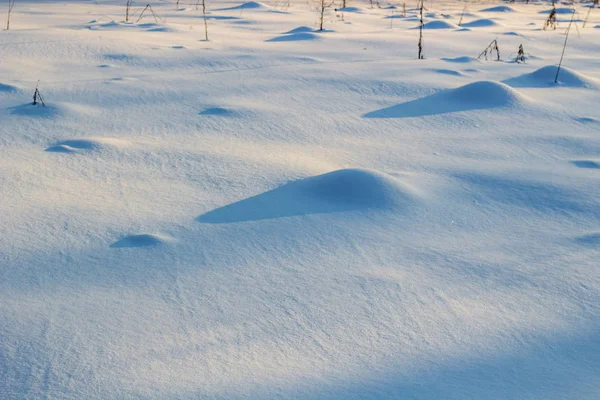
[316,0,334,31]
[478,39,500,61]
[458,4,467,26]
[417,0,424,59]
[136,4,159,23]
[583,3,595,28]
[555,11,576,84]
[33,81,45,106]
[202,0,208,41]
[544,3,557,30]
[125,0,132,22]
[7,0,16,30]
[516,44,525,63]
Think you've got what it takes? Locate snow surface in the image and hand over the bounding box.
[1,0,599,399]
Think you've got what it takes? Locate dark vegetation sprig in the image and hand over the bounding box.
[478,39,500,61]
[32,81,45,106]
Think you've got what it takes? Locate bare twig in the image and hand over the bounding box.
[136,4,159,23]
[418,0,424,59]
[33,81,45,106]
[316,0,334,31]
[478,39,500,61]
[6,0,16,30]
[125,0,132,22]
[555,11,576,83]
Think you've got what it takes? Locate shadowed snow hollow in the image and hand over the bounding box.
[365,81,527,118]
[45,137,129,153]
[198,169,420,223]
[110,234,172,248]
[504,65,599,88]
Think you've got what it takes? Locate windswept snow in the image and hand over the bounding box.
[1,1,599,399]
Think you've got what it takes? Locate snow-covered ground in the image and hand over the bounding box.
[1,0,599,398]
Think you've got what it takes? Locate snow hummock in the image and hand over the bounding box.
[215,1,271,11]
[198,169,420,223]
[283,26,314,34]
[412,20,459,30]
[480,6,517,12]
[0,83,18,93]
[460,18,502,28]
[504,65,599,88]
[365,81,527,118]
[267,32,319,42]
[441,56,481,63]
[539,7,575,14]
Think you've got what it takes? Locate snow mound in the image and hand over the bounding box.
[441,56,481,63]
[283,26,314,34]
[198,169,420,223]
[110,234,172,248]
[575,232,600,245]
[216,1,271,11]
[571,160,600,169]
[45,137,129,153]
[336,7,366,13]
[504,65,599,88]
[86,21,179,32]
[412,20,458,29]
[199,107,237,116]
[480,6,517,12]
[365,81,527,118]
[267,32,319,42]
[431,69,464,76]
[539,7,574,14]
[0,83,18,92]
[461,18,502,28]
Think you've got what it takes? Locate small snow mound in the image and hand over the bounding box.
[110,234,171,248]
[445,81,526,106]
[480,6,517,12]
[200,107,235,116]
[539,7,574,14]
[283,26,314,34]
[216,1,271,11]
[575,233,600,245]
[461,18,502,28]
[431,69,464,76]
[267,32,319,42]
[504,65,599,88]
[571,160,600,169]
[412,20,458,29]
[337,7,362,12]
[296,169,419,209]
[364,81,527,118]
[0,83,18,92]
[198,169,420,223]
[46,137,129,153]
[441,56,481,63]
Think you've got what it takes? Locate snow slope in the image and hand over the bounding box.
[1,1,599,399]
